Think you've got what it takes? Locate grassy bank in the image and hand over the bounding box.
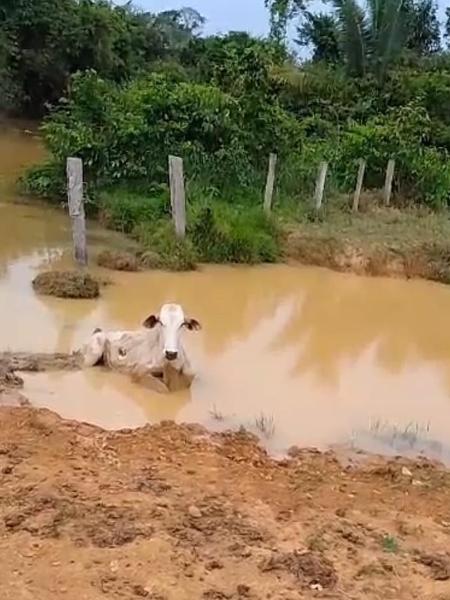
[97,188,281,271]
[285,199,450,283]
[93,185,450,284]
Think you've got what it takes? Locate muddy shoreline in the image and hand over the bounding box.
[0,405,450,599]
[1,355,450,598]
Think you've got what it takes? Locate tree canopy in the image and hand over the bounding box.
[5,0,450,209]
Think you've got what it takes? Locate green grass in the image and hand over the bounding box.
[98,185,282,270]
[284,196,450,250]
[382,535,399,554]
[98,187,170,233]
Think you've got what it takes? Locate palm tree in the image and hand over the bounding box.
[330,0,406,80]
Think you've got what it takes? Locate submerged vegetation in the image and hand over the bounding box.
[5,0,450,272]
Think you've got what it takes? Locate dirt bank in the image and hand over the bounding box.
[0,397,450,599]
[284,206,450,284]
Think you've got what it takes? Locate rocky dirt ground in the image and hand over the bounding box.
[0,358,450,599]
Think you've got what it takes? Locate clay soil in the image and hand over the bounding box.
[0,403,450,600]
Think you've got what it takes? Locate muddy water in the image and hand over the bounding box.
[2,125,450,461]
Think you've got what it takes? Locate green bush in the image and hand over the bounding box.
[332,104,450,207]
[190,203,280,264]
[19,161,66,200]
[132,202,280,269]
[133,220,197,271]
[99,188,171,233]
[27,69,302,195]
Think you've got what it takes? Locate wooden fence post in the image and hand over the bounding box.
[168,155,186,238]
[384,159,395,206]
[352,159,366,212]
[66,157,87,266]
[314,161,328,210]
[263,153,277,214]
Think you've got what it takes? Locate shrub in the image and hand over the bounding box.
[99,188,170,233]
[332,104,450,207]
[19,161,66,200]
[132,202,280,269]
[190,203,280,264]
[133,220,197,271]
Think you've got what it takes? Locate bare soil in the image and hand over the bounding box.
[0,361,450,599]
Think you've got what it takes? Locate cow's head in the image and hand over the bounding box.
[143,303,201,361]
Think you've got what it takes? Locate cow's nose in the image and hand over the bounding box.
[165,351,178,362]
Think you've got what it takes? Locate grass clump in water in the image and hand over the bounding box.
[254,412,276,439]
[97,249,140,272]
[32,271,100,299]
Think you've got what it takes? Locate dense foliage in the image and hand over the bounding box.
[6,0,450,267]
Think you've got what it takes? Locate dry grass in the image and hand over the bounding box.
[254,412,276,439]
[32,271,100,299]
[283,204,450,283]
[96,249,140,272]
[209,404,225,422]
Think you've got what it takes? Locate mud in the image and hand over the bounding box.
[32,271,101,299]
[0,352,81,373]
[0,407,449,599]
[285,231,450,284]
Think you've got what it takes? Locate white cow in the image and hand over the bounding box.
[81,303,201,393]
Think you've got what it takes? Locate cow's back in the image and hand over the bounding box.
[103,330,160,371]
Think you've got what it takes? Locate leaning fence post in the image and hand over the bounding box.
[314,161,328,210]
[384,159,395,206]
[352,159,366,212]
[66,157,87,266]
[263,153,277,214]
[168,155,186,238]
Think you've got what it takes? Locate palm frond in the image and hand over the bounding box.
[374,0,405,80]
[332,0,371,77]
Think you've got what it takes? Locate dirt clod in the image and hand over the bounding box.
[32,271,100,299]
[259,550,337,589]
[188,505,202,519]
[416,553,450,580]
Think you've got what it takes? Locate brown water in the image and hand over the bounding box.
[2,124,450,461]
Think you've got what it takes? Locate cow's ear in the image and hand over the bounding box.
[143,315,160,329]
[184,318,201,331]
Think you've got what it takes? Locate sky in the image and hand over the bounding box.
[118,0,449,37]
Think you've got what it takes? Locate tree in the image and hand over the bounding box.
[445,7,450,49]
[153,7,205,48]
[265,0,305,43]
[296,12,341,63]
[330,0,406,80]
[402,0,441,55]
[0,0,205,116]
[299,0,441,77]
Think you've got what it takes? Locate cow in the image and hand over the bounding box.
[80,303,201,393]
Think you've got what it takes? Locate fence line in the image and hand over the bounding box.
[64,154,398,257]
